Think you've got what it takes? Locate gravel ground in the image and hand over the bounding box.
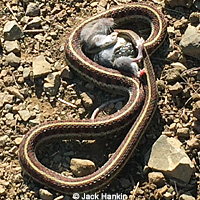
[0,0,200,199]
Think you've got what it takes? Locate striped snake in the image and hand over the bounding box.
[19,3,167,194]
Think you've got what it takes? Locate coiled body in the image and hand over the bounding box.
[19,3,167,194]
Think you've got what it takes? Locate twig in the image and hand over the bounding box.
[91,97,125,120]
[23,29,45,34]
[6,3,18,21]
[58,97,77,108]
[130,182,140,200]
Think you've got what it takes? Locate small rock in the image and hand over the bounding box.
[171,62,187,72]
[164,0,192,7]
[180,25,200,59]
[148,135,195,183]
[80,92,93,108]
[0,93,14,108]
[193,100,200,120]
[148,172,166,187]
[26,3,40,17]
[157,80,165,91]
[5,52,20,67]
[39,188,53,200]
[0,135,9,147]
[187,136,200,149]
[179,194,195,200]
[5,113,14,120]
[70,158,96,177]
[18,110,32,121]
[0,185,6,195]
[168,82,183,96]
[27,17,42,29]
[23,67,31,79]
[14,137,23,145]
[60,66,73,79]
[177,128,189,137]
[32,55,51,77]
[3,20,23,41]
[165,68,181,83]
[189,12,200,25]
[44,72,61,96]
[6,86,24,100]
[4,40,21,54]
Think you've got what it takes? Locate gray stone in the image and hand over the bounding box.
[70,158,96,177]
[4,40,21,54]
[26,3,40,17]
[3,20,23,41]
[5,52,20,67]
[32,55,51,77]
[44,72,61,96]
[148,135,195,183]
[180,25,200,59]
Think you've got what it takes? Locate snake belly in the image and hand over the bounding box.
[18,3,167,194]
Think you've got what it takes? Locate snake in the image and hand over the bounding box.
[18,2,167,194]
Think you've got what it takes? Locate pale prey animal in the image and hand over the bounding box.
[80,18,118,53]
[80,18,145,77]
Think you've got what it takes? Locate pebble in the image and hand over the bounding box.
[27,17,42,29]
[18,110,32,122]
[176,127,189,138]
[14,137,23,145]
[39,189,53,200]
[32,55,51,77]
[193,100,200,120]
[3,20,23,40]
[165,68,181,83]
[80,92,94,108]
[0,185,6,195]
[0,135,9,147]
[5,52,20,67]
[60,67,73,79]
[26,3,40,17]
[168,82,183,96]
[6,86,24,101]
[170,62,187,72]
[44,72,61,96]
[148,172,166,187]
[180,24,200,59]
[4,40,21,54]
[23,67,31,79]
[70,158,96,177]
[167,50,180,61]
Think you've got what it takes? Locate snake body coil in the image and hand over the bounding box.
[19,3,167,194]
